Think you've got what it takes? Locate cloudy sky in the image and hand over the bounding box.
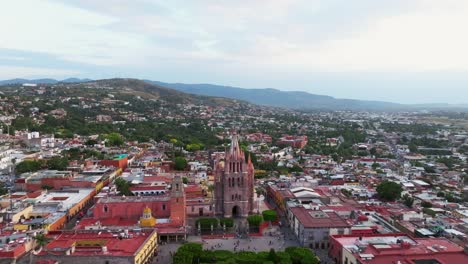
[1,0,468,104]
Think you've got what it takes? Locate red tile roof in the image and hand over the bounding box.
[44,230,156,257]
[290,207,350,228]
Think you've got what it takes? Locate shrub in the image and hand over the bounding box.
[219,218,234,228]
[247,215,263,227]
[262,210,278,222]
[196,217,219,229]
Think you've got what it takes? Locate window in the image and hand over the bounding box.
[237,178,240,187]
[104,205,108,213]
[162,204,166,210]
[192,206,194,212]
[241,178,244,187]
[232,194,234,201]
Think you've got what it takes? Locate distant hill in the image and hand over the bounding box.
[2,78,467,111]
[144,80,405,110]
[0,78,92,85]
[85,78,246,107]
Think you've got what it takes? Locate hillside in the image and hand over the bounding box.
[3,78,467,111]
[0,78,92,85]
[92,78,245,107]
[145,80,403,110]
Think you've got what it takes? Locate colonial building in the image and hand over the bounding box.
[214,134,254,218]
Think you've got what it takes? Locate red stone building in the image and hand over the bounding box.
[214,134,255,218]
[278,135,308,148]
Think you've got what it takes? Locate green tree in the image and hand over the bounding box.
[402,194,414,208]
[268,248,279,263]
[372,162,380,170]
[15,160,42,174]
[262,210,278,222]
[182,177,188,184]
[285,247,318,264]
[85,139,98,146]
[0,182,8,196]
[376,181,403,201]
[421,201,432,208]
[114,177,133,196]
[174,157,187,171]
[33,233,50,249]
[46,157,69,170]
[105,132,124,146]
[207,184,214,197]
[247,214,263,226]
[219,218,234,228]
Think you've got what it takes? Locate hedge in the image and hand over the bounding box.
[220,218,234,228]
[262,210,278,222]
[196,217,219,229]
[247,215,263,227]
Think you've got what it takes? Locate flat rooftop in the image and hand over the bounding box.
[44,229,156,257]
[334,234,467,264]
[290,207,350,228]
[36,189,94,212]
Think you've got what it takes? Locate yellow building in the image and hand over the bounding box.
[140,206,156,227]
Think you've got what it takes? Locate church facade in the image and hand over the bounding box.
[214,134,255,218]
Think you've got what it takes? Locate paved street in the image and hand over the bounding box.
[155,233,301,264]
[153,243,181,264]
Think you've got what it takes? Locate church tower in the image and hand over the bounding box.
[140,206,156,227]
[214,133,254,217]
[170,175,186,226]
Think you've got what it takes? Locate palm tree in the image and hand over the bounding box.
[34,234,48,248]
[207,184,214,198]
[29,234,49,264]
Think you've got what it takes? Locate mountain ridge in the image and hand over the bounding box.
[1,78,467,111]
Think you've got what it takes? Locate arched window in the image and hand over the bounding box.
[176,183,179,191]
[162,204,166,210]
[104,205,108,213]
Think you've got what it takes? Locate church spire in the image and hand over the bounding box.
[228,132,243,160]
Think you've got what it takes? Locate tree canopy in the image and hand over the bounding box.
[174,157,188,171]
[105,132,124,146]
[247,214,263,227]
[114,177,133,196]
[376,181,403,201]
[46,156,69,171]
[262,210,278,222]
[173,243,319,264]
[15,160,42,174]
